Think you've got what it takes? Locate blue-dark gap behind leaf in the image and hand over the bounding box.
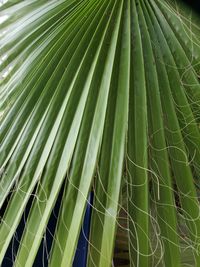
[2,184,38,267]
[2,182,65,267]
[2,186,93,267]
[73,192,93,267]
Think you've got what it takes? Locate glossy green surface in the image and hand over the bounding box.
[0,0,200,266]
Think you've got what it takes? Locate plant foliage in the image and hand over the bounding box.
[0,0,200,266]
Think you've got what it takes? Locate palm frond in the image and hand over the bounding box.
[0,0,200,266]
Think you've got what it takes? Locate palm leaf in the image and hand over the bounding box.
[0,0,200,266]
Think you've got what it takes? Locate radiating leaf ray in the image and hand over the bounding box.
[88,1,130,266]
[145,1,200,264]
[127,1,149,266]
[138,2,181,266]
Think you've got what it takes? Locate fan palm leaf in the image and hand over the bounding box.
[0,0,200,266]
